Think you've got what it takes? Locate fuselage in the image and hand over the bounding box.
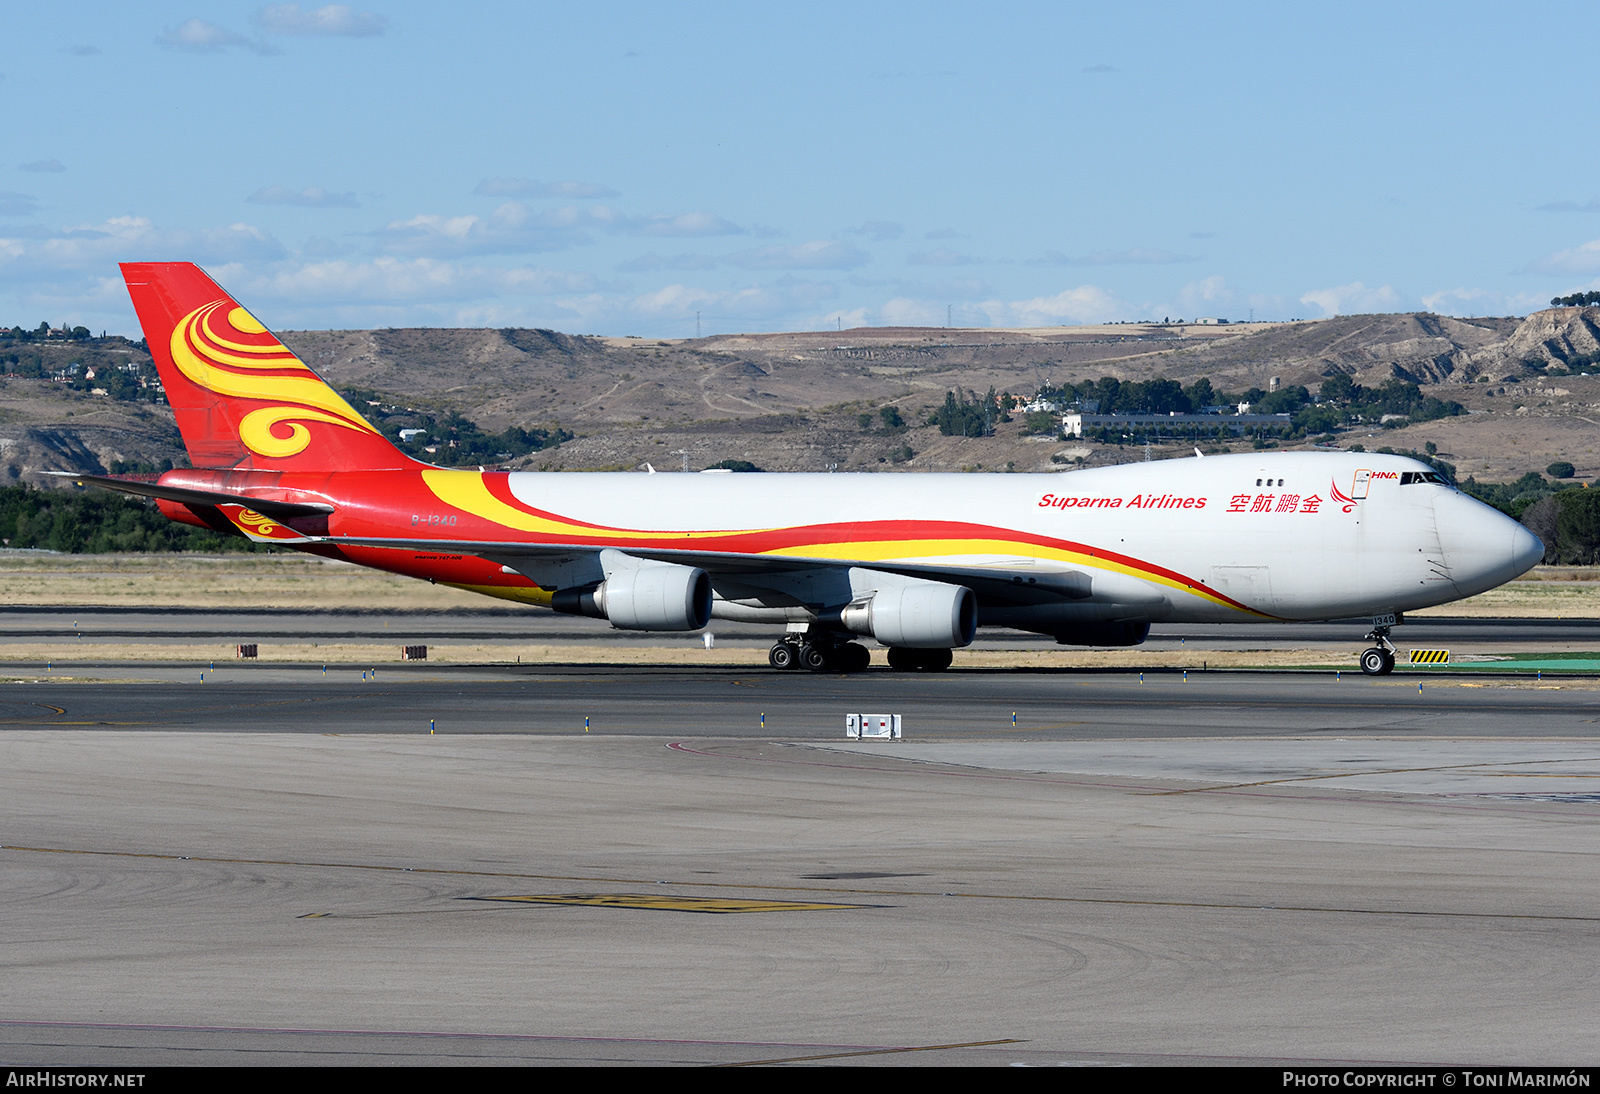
[158,450,1543,635]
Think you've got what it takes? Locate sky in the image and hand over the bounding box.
[2,2,1599,338]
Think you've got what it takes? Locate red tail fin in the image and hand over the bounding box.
[120,262,414,471]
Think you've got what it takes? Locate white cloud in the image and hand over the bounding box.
[726,240,866,270]
[848,221,902,241]
[547,277,838,335]
[375,203,746,257]
[247,185,359,207]
[0,216,284,284]
[1529,238,1600,276]
[620,210,744,238]
[157,19,275,54]
[239,257,597,305]
[877,297,947,326]
[1298,281,1401,317]
[1177,275,1234,314]
[985,285,1123,326]
[475,177,618,199]
[820,306,872,329]
[1422,287,1551,317]
[374,202,595,256]
[1419,288,1493,316]
[907,248,978,266]
[300,236,351,258]
[888,276,988,299]
[617,252,720,271]
[1035,247,1195,266]
[18,159,65,173]
[256,4,386,37]
[0,192,39,217]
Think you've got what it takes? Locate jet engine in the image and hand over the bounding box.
[552,561,713,631]
[836,580,977,648]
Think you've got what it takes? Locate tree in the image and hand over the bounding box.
[933,391,988,437]
[1521,497,1559,564]
[1183,377,1215,409]
[1547,461,1576,480]
[1320,373,1360,404]
[1556,489,1600,565]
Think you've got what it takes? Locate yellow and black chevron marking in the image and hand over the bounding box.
[1409,649,1450,664]
[474,893,866,914]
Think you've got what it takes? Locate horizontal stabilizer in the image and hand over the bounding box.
[50,472,334,521]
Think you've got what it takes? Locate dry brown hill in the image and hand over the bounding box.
[3,307,1598,485]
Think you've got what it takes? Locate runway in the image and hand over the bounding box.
[4,642,1600,1065]
[3,605,1599,650]
[3,664,1600,738]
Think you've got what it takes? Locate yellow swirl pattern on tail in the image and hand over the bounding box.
[169,300,381,459]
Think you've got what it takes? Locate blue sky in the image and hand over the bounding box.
[3,2,1599,337]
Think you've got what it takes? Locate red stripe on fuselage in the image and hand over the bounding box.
[157,467,1255,613]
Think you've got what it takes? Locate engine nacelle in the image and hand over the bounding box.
[552,562,712,631]
[839,580,977,648]
[1053,621,1150,647]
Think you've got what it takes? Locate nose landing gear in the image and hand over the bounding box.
[1359,619,1398,676]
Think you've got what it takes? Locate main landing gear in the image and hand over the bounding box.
[766,629,955,673]
[769,633,872,673]
[1359,622,1398,676]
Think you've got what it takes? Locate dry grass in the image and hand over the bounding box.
[0,552,488,609]
[0,553,1594,618]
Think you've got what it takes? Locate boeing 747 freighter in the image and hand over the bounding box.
[72,263,1543,676]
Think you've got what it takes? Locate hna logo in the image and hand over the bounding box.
[1370,471,1399,480]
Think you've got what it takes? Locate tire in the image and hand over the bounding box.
[768,642,797,670]
[838,642,872,673]
[921,648,953,672]
[1380,650,1396,675]
[799,643,830,671]
[886,647,916,671]
[1360,647,1388,676]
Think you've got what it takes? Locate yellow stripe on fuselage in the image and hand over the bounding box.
[762,538,1244,612]
[422,472,1252,615]
[422,469,760,542]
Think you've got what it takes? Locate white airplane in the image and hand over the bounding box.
[81,263,1543,677]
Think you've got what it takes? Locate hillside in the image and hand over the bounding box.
[2,308,1598,486]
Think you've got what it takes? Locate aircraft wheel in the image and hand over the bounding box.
[1359,647,1390,676]
[769,642,797,670]
[921,648,954,672]
[799,643,830,671]
[838,642,872,673]
[1381,650,1396,675]
[885,648,916,671]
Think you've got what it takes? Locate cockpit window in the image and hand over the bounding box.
[1400,471,1450,486]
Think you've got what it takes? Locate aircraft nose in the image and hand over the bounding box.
[1511,521,1545,576]
[1433,488,1544,597]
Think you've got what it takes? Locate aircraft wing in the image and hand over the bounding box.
[315,534,1092,607]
